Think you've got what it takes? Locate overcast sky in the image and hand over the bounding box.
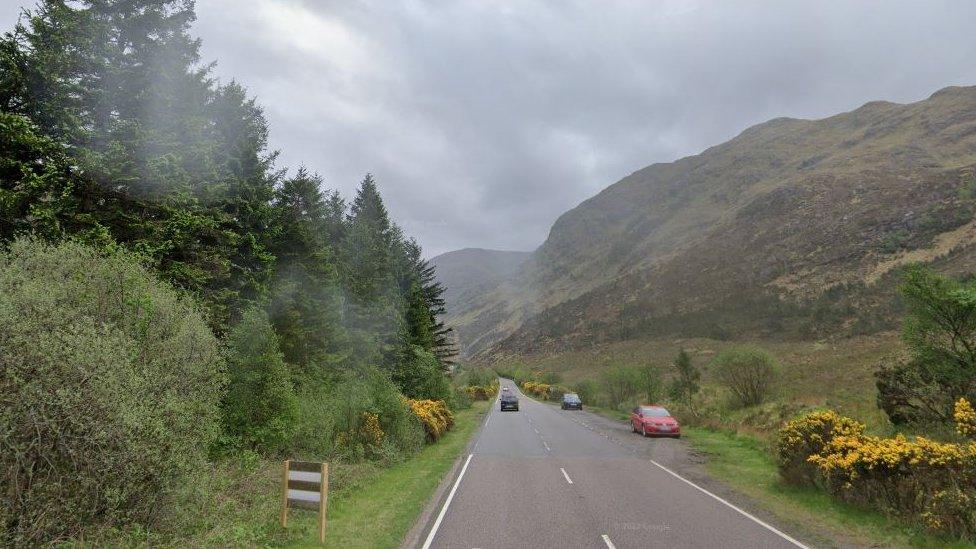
[3,1,976,256]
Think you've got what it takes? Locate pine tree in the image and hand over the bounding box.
[340,174,401,359]
[268,168,348,383]
[1,1,279,329]
[322,189,347,248]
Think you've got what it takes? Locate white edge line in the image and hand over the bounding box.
[648,459,810,549]
[421,453,474,549]
[601,534,616,549]
[560,467,573,484]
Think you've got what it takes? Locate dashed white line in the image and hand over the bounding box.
[560,467,573,484]
[601,534,616,549]
[648,459,809,548]
[543,442,550,452]
[422,454,474,549]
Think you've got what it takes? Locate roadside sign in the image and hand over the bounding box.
[281,460,330,544]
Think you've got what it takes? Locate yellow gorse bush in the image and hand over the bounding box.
[405,398,455,443]
[776,410,866,485]
[464,379,500,400]
[360,412,384,447]
[777,409,976,538]
[336,411,386,452]
[956,398,976,439]
[522,381,552,398]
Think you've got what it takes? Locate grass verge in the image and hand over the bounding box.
[683,426,971,549]
[100,401,489,548]
[320,400,488,548]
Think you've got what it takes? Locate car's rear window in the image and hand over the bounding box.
[640,407,670,417]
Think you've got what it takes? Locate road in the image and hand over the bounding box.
[417,379,810,549]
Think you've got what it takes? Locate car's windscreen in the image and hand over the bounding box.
[640,407,669,417]
[564,394,579,401]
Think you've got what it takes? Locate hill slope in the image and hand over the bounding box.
[430,248,531,305]
[446,86,976,358]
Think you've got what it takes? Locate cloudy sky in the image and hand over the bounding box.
[3,1,976,256]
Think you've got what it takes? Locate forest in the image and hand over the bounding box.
[0,1,461,544]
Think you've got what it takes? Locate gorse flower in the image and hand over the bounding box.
[405,398,454,442]
[522,381,553,398]
[777,409,976,537]
[955,398,976,439]
[464,380,500,400]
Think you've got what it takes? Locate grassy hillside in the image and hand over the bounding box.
[445,86,976,358]
[490,333,903,433]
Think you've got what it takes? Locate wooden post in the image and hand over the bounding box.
[319,462,329,544]
[281,460,291,528]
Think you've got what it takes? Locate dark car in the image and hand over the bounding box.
[500,393,519,411]
[561,393,582,410]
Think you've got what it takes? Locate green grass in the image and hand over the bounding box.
[279,401,490,547]
[683,426,972,549]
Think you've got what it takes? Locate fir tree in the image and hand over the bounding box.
[268,168,348,383]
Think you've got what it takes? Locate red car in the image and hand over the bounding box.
[630,405,680,438]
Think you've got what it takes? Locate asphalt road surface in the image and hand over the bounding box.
[418,379,810,549]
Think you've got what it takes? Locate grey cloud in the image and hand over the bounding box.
[4,0,976,255]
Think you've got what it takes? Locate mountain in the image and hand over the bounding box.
[430,248,532,353]
[430,248,531,304]
[446,86,976,358]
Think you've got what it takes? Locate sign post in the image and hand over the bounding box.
[281,460,330,544]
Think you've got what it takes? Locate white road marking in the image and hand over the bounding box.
[560,468,573,484]
[601,534,616,549]
[543,442,550,452]
[648,460,810,549]
[484,414,491,427]
[422,454,474,549]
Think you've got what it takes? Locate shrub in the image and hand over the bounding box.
[332,370,425,460]
[776,408,976,538]
[463,379,500,401]
[876,267,976,425]
[637,364,664,404]
[220,307,299,454]
[0,238,223,545]
[599,364,642,410]
[405,399,455,442]
[572,379,599,405]
[776,410,866,486]
[809,432,976,536]
[668,349,701,404]
[522,381,553,399]
[291,370,425,462]
[956,398,976,438]
[712,346,778,407]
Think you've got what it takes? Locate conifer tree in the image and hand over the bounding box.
[341,174,401,358]
[268,168,348,382]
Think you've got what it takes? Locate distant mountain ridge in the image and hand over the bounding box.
[439,86,976,358]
